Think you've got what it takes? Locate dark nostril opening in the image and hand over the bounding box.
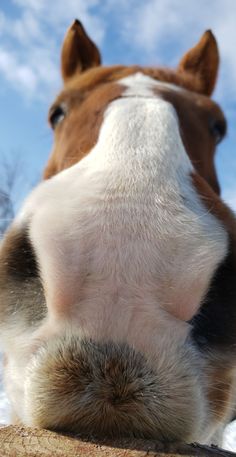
[1,227,39,280]
[0,226,46,328]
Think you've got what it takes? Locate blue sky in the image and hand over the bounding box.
[0,0,236,211]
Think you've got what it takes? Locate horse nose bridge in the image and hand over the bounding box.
[24,336,203,440]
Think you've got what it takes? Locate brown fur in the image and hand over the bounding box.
[178,30,219,96]
[152,88,226,194]
[25,336,202,441]
[192,174,236,236]
[61,20,101,81]
[45,82,123,178]
[207,364,236,426]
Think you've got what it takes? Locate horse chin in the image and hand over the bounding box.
[22,335,208,443]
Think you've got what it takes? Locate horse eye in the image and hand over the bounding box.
[210,119,226,145]
[49,105,66,129]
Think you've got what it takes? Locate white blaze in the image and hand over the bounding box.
[15,73,227,353]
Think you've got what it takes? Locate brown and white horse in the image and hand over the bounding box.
[0,20,236,445]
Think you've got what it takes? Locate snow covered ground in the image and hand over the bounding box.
[224,421,236,451]
[0,355,235,451]
[0,356,10,426]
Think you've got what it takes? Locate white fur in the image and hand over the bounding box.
[121,71,183,95]
[23,73,227,332]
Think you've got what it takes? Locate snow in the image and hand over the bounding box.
[224,421,236,451]
[0,355,10,426]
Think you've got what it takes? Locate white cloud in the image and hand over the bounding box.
[11,0,105,42]
[0,46,37,93]
[105,0,236,103]
[0,1,106,100]
[11,10,42,43]
[13,0,45,11]
[0,0,235,105]
[0,11,6,31]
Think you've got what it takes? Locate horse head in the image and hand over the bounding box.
[0,20,235,445]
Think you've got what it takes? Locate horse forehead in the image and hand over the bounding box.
[119,71,182,96]
[59,70,184,106]
[44,71,185,178]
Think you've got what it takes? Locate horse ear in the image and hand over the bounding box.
[177,30,219,96]
[61,19,101,82]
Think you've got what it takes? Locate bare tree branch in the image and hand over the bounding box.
[0,153,38,236]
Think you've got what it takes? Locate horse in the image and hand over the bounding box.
[0,19,236,446]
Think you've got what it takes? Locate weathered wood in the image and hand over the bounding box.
[0,426,235,457]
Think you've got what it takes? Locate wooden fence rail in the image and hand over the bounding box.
[0,426,235,457]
